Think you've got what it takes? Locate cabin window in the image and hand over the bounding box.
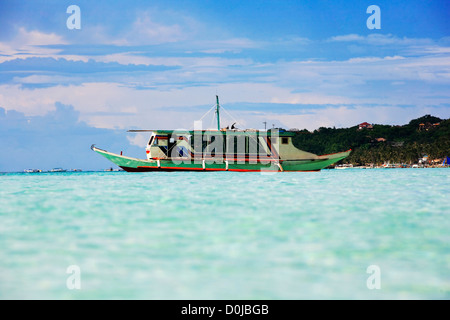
[148,136,154,146]
[154,136,168,146]
[281,137,289,145]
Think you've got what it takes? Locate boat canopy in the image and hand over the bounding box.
[128,129,295,137]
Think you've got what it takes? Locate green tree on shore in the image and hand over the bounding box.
[292,115,449,165]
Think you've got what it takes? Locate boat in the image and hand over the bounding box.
[23,169,42,173]
[335,164,353,169]
[104,167,122,172]
[50,168,66,172]
[382,163,399,168]
[91,96,351,172]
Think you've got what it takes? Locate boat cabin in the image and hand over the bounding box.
[145,129,316,161]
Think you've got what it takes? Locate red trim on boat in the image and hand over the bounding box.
[228,169,277,172]
[138,166,203,170]
[135,166,278,172]
[286,170,321,172]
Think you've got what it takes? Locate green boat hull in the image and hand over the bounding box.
[92,146,351,172]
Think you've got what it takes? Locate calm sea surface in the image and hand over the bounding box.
[0,169,448,299]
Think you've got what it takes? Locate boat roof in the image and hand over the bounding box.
[128,129,295,137]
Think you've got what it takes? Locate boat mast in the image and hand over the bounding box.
[216,95,221,131]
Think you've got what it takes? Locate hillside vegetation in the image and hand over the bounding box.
[291,115,450,165]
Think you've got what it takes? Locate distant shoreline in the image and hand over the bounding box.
[1,166,449,174]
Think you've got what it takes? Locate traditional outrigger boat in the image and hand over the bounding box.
[91,97,351,172]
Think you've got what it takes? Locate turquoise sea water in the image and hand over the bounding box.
[0,169,448,299]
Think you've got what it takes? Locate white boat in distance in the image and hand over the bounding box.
[335,164,353,169]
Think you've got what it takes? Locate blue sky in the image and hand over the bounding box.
[0,0,449,171]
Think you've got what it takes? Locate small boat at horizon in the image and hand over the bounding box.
[92,96,351,172]
[382,163,400,169]
[23,169,42,173]
[335,164,353,169]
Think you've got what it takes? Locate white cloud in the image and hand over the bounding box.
[127,132,149,147]
[87,51,450,105]
[0,81,357,130]
[2,44,449,132]
[95,53,253,68]
[13,75,73,84]
[104,11,198,46]
[0,78,449,145]
[127,13,185,45]
[197,38,262,54]
[1,19,449,135]
[270,93,352,105]
[272,105,450,131]
[0,28,68,63]
[270,54,450,105]
[346,56,405,63]
[13,27,67,47]
[328,34,433,46]
[409,46,450,55]
[329,34,365,42]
